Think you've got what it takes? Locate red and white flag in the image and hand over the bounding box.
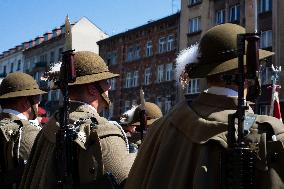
[269,85,282,121]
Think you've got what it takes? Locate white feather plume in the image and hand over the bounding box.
[41,61,62,81]
[175,43,199,81]
[49,61,62,73]
[120,105,138,125]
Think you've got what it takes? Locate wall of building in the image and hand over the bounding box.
[98,13,180,120]
[0,51,24,76]
[72,17,108,53]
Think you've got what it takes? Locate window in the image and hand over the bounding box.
[156,97,163,112]
[30,57,35,69]
[260,30,272,48]
[165,96,172,113]
[3,66,6,75]
[58,47,63,61]
[188,0,201,6]
[157,65,164,83]
[107,51,117,65]
[124,100,131,112]
[158,37,167,53]
[187,79,200,94]
[133,71,139,87]
[134,46,140,60]
[10,62,14,73]
[259,0,272,13]
[216,9,225,24]
[40,54,47,62]
[189,17,201,33]
[260,66,272,85]
[146,41,153,57]
[127,47,134,61]
[229,4,240,22]
[144,68,151,85]
[165,63,173,81]
[109,78,116,90]
[127,45,140,61]
[50,51,55,63]
[167,35,175,51]
[125,72,132,88]
[17,60,21,71]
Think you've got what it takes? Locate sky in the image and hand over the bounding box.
[0,0,180,53]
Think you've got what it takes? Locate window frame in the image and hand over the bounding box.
[189,17,201,33]
[144,67,151,85]
[187,79,200,94]
[165,63,173,81]
[157,64,164,83]
[146,41,153,57]
[229,4,240,22]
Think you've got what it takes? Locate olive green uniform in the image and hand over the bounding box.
[125,93,284,189]
[0,113,41,188]
[20,101,136,189]
[20,51,135,188]
[0,72,46,188]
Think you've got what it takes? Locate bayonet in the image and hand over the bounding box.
[65,16,72,51]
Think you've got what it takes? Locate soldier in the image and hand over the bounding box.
[0,72,46,188]
[124,23,284,189]
[120,102,163,152]
[20,51,136,189]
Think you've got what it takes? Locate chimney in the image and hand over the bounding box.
[43,32,52,41]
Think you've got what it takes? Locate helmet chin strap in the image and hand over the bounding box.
[27,97,38,120]
[94,82,111,107]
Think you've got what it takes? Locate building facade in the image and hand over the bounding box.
[98,13,180,120]
[0,17,108,115]
[179,0,282,116]
[0,46,25,78]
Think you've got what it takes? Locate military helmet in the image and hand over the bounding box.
[67,51,119,86]
[0,72,46,99]
[187,23,273,78]
[120,102,163,126]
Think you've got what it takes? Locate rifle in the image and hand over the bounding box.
[55,16,77,188]
[222,31,260,188]
[139,88,147,140]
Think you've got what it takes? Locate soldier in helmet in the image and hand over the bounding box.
[120,102,163,152]
[20,51,136,189]
[124,23,284,189]
[0,72,46,188]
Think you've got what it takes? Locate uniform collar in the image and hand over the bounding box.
[70,100,98,113]
[2,109,28,120]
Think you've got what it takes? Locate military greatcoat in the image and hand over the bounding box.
[124,92,284,189]
[0,112,40,187]
[20,101,136,189]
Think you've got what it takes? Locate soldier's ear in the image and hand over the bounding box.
[87,84,99,98]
